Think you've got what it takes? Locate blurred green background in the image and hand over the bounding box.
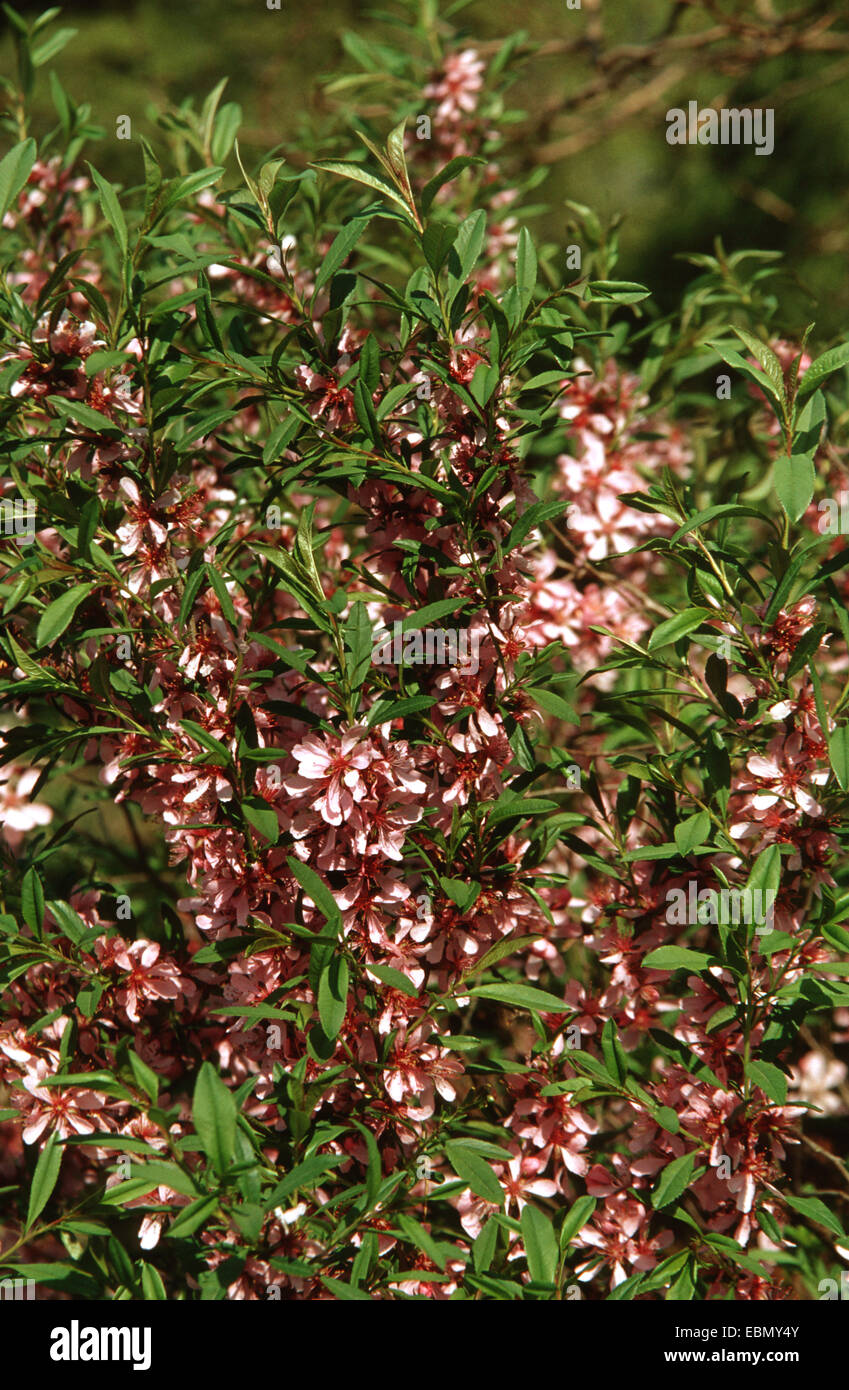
[3,0,849,336]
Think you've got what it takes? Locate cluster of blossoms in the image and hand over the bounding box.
[1,11,848,1306]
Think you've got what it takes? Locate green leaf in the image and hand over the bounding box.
[585,279,650,304]
[343,601,373,692]
[287,856,341,928]
[559,1194,597,1247]
[314,214,373,294]
[310,159,412,217]
[515,227,537,311]
[192,1062,237,1174]
[366,694,435,727]
[796,342,849,401]
[47,395,122,434]
[745,1059,787,1105]
[110,1162,199,1200]
[746,843,781,900]
[782,1192,845,1237]
[706,339,782,406]
[444,1140,504,1205]
[87,163,128,259]
[731,327,786,402]
[205,562,237,628]
[365,962,419,999]
[651,1152,700,1210]
[31,26,77,67]
[601,1018,626,1085]
[467,983,566,1012]
[400,597,468,631]
[642,946,714,972]
[166,1194,219,1239]
[320,1276,373,1300]
[47,900,87,944]
[178,720,230,766]
[674,811,711,856]
[36,583,95,648]
[440,877,481,912]
[140,1263,168,1300]
[151,167,225,226]
[448,208,486,286]
[242,796,279,845]
[647,608,713,651]
[21,866,45,935]
[528,686,579,724]
[358,333,380,394]
[487,796,559,824]
[353,377,380,443]
[472,1217,498,1273]
[317,954,349,1040]
[829,724,849,792]
[421,155,485,213]
[0,137,36,220]
[504,498,570,551]
[5,632,59,685]
[669,503,773,543]
[25,1129,62,1230]
[265,1154,347,1208]
[774,453,815,523]
[127,1050,159,1104]
[520,1204,558,1284]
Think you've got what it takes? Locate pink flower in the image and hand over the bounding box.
[283,727,373,825]
[112,940,186,1023]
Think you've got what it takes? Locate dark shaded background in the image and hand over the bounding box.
[4,0,849,334]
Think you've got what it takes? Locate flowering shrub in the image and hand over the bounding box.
[2,4,849,1303]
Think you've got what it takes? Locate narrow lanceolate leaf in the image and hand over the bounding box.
[317,954,349,1039]
[192,1062,237,1174]
[21,867,45,935]
[467,983,567,1012]
[287,856,341,928]
[559,1195,597,1248]
[601,1018,627,1085]
[310,160,412,217]
[87,163,128,258]
[731,326,787,403]
[25,1129,62,1231]
[265,1154,347,1209]
[585,280,650,304]
[36,583,95,648]
[828,724,849,791]
[0,138,37,221]
[313,214,374,294]
[515,227,537,312]
[165,1195,219,1239]
[647,607,712,651]
[520,1204,558,1284]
